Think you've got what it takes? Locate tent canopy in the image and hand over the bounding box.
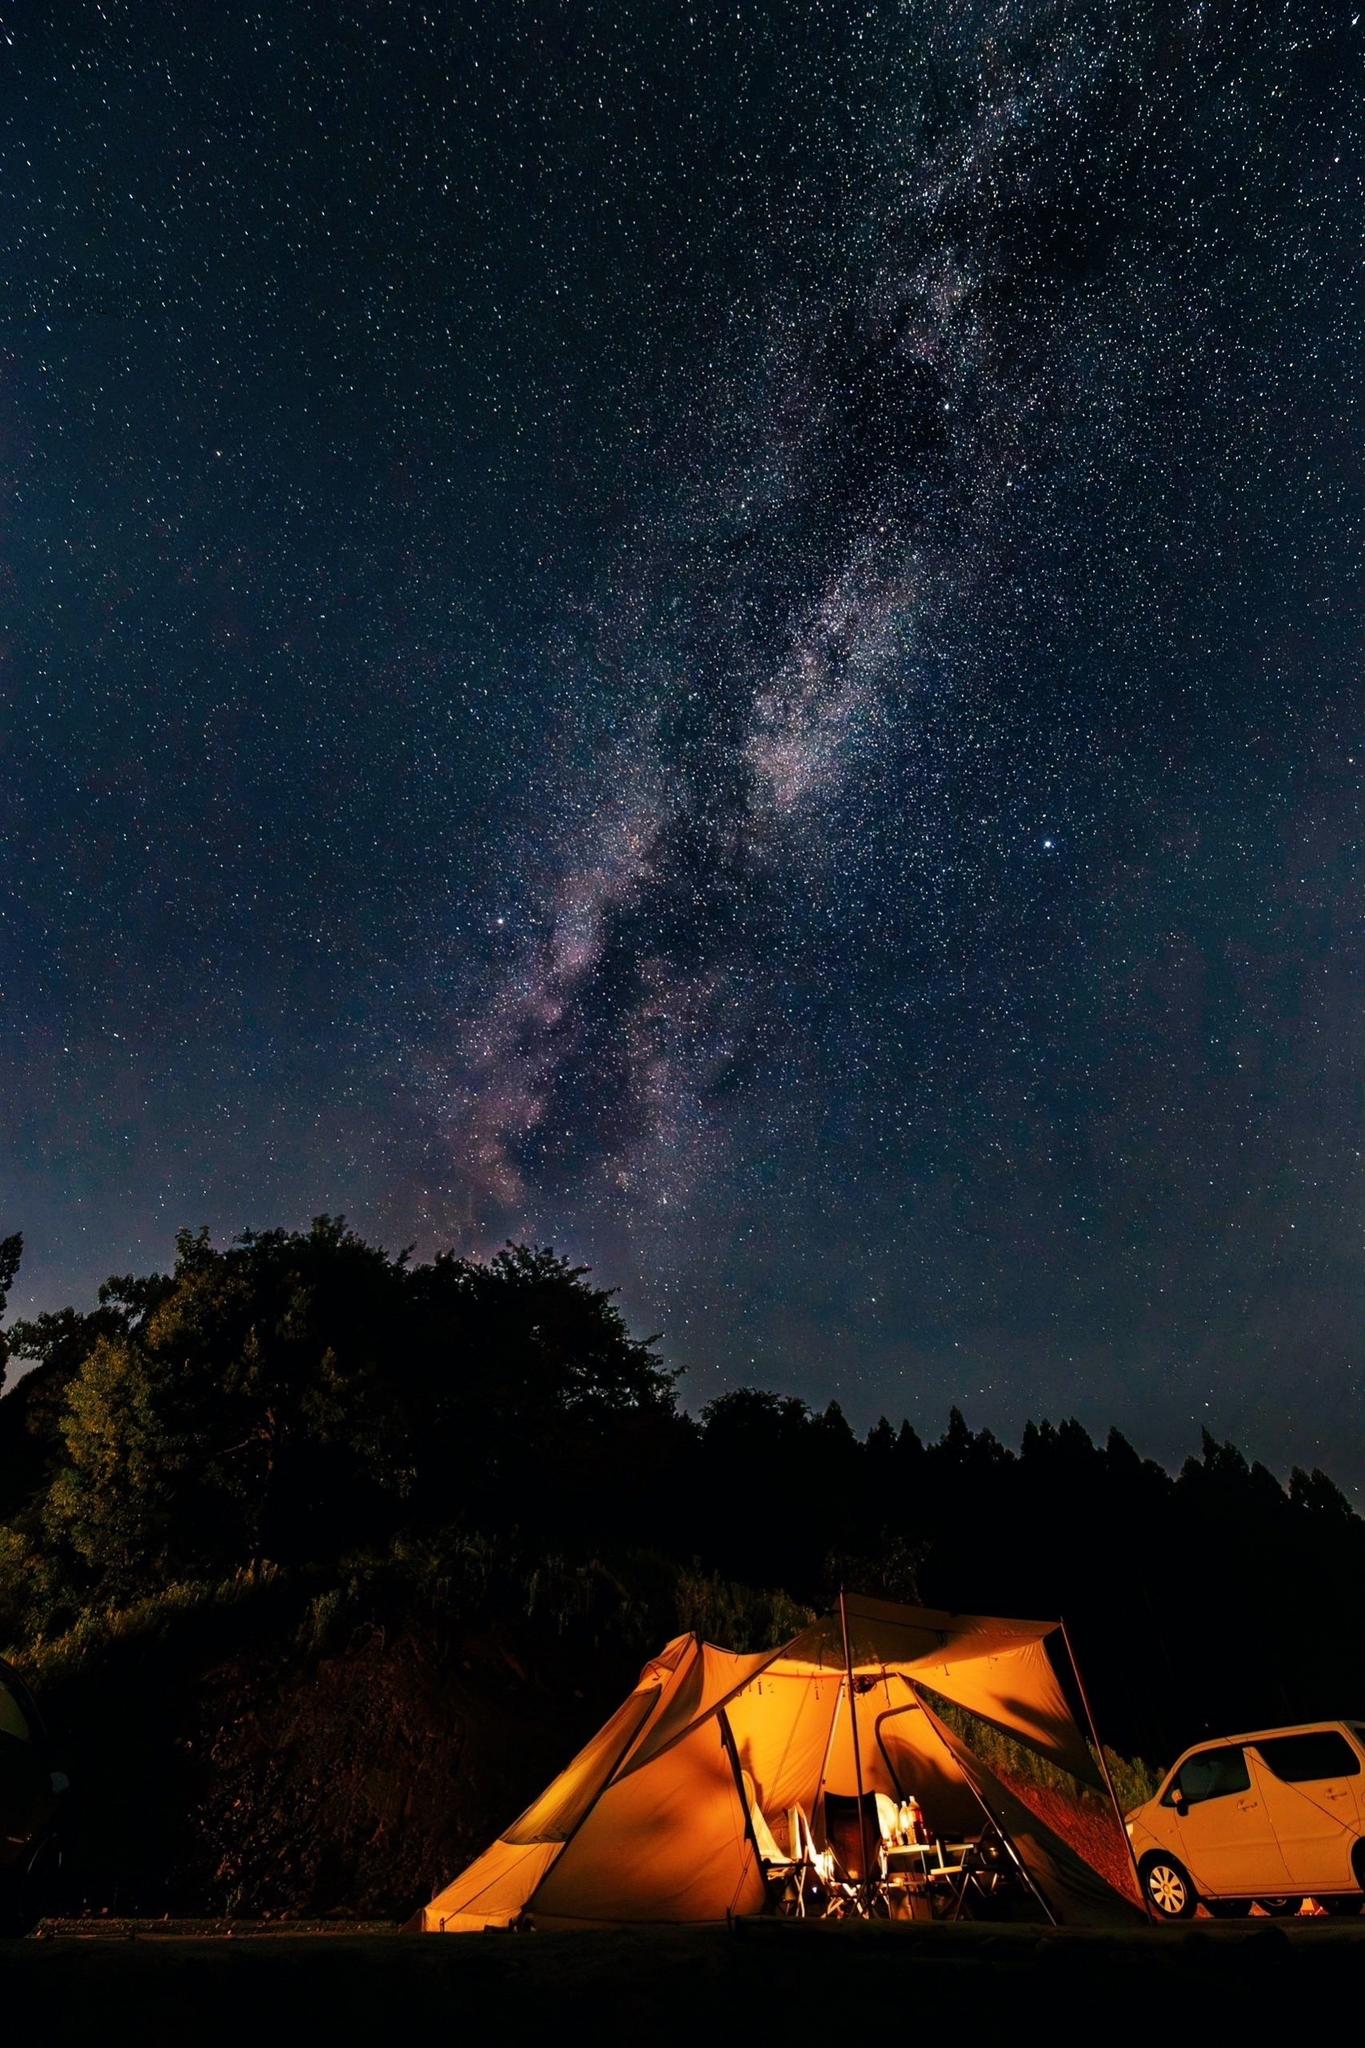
[418,1593,1138,1932]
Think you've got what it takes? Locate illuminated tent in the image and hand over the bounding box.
[414,1594,1142,1931]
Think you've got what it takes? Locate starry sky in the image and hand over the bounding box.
[3,2,1361,1483]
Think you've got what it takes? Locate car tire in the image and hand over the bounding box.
[1140,1853,1198,1920]
[1255,1897,1303,1917]
[1204,1898,1251,1918]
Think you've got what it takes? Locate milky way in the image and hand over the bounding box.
[5,3,1362,1482]
[438,17,1085,1198]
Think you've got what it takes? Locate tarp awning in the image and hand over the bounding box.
[417,1594,1136,1934]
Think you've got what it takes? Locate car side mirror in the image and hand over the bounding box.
[1170,1786,1187,1812]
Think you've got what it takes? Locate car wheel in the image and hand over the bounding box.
[1140,1853,1198,1920]
[1205,1898,1251,1918]
[1255,1897,1303,1917]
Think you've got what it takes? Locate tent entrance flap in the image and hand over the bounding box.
[911,1684,1145,1927]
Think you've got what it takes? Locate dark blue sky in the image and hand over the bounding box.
[3,2,1361,1485]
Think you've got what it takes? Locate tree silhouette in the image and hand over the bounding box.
[0,1216,1360,1769]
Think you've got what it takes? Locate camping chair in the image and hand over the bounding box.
[810,1843,863,1919]
[782,1804,864,1919]
[919,1842,970,1919]
[742,1776,810,1916]
[945,1830,1014,1920]
[880,1799,946,1918]
[811,1806,878,1920]
[823,1790,890,1894]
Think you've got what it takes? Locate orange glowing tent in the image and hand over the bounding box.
[413,1593,1143,1931]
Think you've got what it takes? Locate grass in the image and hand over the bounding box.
[4,1565,287,1685]
[5,1918,1364,2043]
[6,1538,811,1688]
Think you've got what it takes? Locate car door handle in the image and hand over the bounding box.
[1235,1800,1259,1811]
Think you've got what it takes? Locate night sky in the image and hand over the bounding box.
[4,4,1361,1484]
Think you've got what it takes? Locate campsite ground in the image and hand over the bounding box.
[5,1918,1364,2041]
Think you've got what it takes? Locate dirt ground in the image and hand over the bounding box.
[4,1918,1364,2043]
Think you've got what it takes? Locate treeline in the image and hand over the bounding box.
[2,1218,1363,1769]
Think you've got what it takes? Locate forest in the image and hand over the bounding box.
[1,1219,1361,1918]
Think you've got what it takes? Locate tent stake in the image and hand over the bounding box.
[839,1587,875,1911]
[1060,1615,1153,1922]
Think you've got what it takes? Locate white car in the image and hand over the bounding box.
[1126,1721,1365,1919]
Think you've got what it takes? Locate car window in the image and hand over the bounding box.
[0,1679,29,1743]
[1254,1731,1361,1783]
[1165,1745,1250,1806]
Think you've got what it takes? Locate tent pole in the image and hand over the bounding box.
[811,1660,845,1851]
[1060,1615,1153,1922]
[839,1587,875,1911]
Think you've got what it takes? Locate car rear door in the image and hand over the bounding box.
[1350,1729,1365,1829]
[1169,1743,1287,1896]
[1248,1729,1362,1894]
